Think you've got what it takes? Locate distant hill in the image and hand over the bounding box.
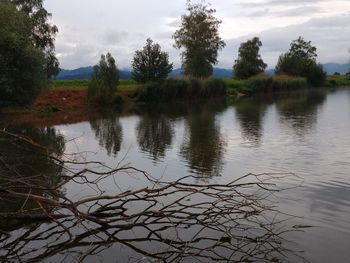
[322,63,349,75]
[55,66,131,80]
[54,63,349,80]
[55,67,233,80]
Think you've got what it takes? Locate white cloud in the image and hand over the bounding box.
[45,0,350,69]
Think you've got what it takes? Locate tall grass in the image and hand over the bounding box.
[137,78,227,102]
[238,74,308,94]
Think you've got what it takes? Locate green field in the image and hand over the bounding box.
[51,79,141,93]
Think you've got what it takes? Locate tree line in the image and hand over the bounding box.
[1,0,332,106]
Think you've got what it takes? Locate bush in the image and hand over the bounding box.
[241,74,307,94]
[246,74,273,93]
[271,75,307,90]
[137,78,227,102]
[275,54,326,87]
[88,53,119,105]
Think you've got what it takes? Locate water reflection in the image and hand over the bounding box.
[136,113,174,161]
[180,102,226,178]
[276,90,326,137]
[234,98,268,146]
[0,126,65,229]
[89,112,123,156]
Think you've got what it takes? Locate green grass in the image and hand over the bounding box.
[224,79,247,95]
[325,75,350,87]
[51,79,140,93]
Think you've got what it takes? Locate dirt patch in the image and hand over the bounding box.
[33,89,88,112]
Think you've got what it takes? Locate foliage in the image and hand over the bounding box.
[11,0,59,78]
[289,36,317,61]
[325,74,350,87]
[88,53,119,104]
[233,37,267,79]
[173,0,225,78]
[132,38,173,83]
[275,36,326,87]
[271,75,308,91]
[237,74,307,94]
[0,0,47,106]
[246,74,273,93]
[137,78,227,102]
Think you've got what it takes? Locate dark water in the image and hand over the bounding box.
[1,89,350,262]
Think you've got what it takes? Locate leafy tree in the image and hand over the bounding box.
[132,38,173,83]
[289,36,317,61]
[0,0,47,106]
[88,53,119,104]
[11,0,59,77]
[275,36,326,87]
[173,0,225,78]
[233,37,267,79]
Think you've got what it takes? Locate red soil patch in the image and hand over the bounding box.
[33,89,88,111]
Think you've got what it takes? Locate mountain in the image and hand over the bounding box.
[54,66,131,80]
[55,67,233,80]
[54,63,350,80]
[322,63,349,75]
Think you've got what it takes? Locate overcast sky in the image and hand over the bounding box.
[45,0,350,69]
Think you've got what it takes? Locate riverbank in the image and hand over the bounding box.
[1,75,349,126]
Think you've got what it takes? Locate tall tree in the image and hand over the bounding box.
[11,0,59,78]
[276,36,326,87]
[233,37,267,79]
[132,38,173,83]
[88,53,119,104]
[173,0,225,78]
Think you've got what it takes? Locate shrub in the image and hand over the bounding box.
[137,78,227,102]
[246,74,273,93]
[271,75,307,90]
[203,78,227,97]
[242,74,307,94]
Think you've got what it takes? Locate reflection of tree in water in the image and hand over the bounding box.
[234,98,268,146]
[180,103,226,178]
[136,114,174,161]
[0,126,65,229]
[89,114,123,157]
[276,90,326,137]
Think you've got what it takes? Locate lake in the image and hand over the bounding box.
[1,89,350,262]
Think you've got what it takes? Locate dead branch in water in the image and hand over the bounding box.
[0,130,304,262]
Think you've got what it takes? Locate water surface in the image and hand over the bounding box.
[1,89,350,262]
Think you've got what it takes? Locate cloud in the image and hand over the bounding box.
[45,0,350,69]
[218,13,350,68]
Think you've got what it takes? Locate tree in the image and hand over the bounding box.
[88,53,119,104]
[0,0,47,106]
[173,0,225,78]
[233,37,267,79]
[289,36,317,61]
[132,38,173,83]
[11,0,59,78]
[275,36,326,87]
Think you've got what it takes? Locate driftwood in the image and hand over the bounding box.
[0,130,304,262]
